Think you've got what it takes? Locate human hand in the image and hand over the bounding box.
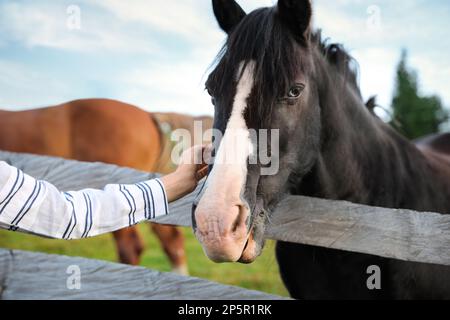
[177,144,211,185]
[161,145,211,203]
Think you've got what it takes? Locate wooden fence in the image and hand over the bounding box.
[2,150,449,266]
[1,150,449,298]
[0,249,284,300]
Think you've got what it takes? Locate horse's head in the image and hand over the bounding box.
[193,0,321,263]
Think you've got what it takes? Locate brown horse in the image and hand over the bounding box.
[0,98,189,273]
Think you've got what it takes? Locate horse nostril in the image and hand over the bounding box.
[231,206,247,234]
[231,213,241,233]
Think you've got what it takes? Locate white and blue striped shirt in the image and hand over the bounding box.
[0,161,169,240]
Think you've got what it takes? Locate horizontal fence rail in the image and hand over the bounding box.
[1,151,449,267]
[0,249,285,300]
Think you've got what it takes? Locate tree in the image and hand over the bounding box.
[391,50,449,140]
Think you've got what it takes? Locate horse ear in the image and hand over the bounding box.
[212,0,246,34]
[278,0,312,43]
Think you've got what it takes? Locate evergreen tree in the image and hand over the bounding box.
[391,50,448,140]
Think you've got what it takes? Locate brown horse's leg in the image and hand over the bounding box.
[112,227,144,266]
[150,224,189,276]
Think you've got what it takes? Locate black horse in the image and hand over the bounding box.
[193,0,450,299]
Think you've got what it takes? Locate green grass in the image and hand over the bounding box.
[0,224,289,297]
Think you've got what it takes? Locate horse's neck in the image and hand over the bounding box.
[297,58,449,212]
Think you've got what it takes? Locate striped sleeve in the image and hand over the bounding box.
[0,161,169,240]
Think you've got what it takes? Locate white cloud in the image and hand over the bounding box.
[0,0,448,118]
[351,48,398,108]
[314,0,450,110]
[115,50,218,116]
[410,55,450,105]
[91,0,224,46]
[0,1,158,53]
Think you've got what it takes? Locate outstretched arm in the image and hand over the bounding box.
[0,146,208,240]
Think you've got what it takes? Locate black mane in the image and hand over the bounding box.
[311,31,362,99]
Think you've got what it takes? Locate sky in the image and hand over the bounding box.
[0,0,449,118]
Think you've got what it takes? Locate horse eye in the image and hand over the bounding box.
[287,85,304,98]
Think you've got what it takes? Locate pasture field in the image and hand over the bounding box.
[0,224,289,297]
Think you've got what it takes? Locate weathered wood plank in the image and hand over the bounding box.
[0,150,156,190]
[1,151,450,266]
[266,196,450,266]
[161,194,450,266]
[0,249,285,300]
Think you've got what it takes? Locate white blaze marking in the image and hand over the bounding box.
[204,61,256,204]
